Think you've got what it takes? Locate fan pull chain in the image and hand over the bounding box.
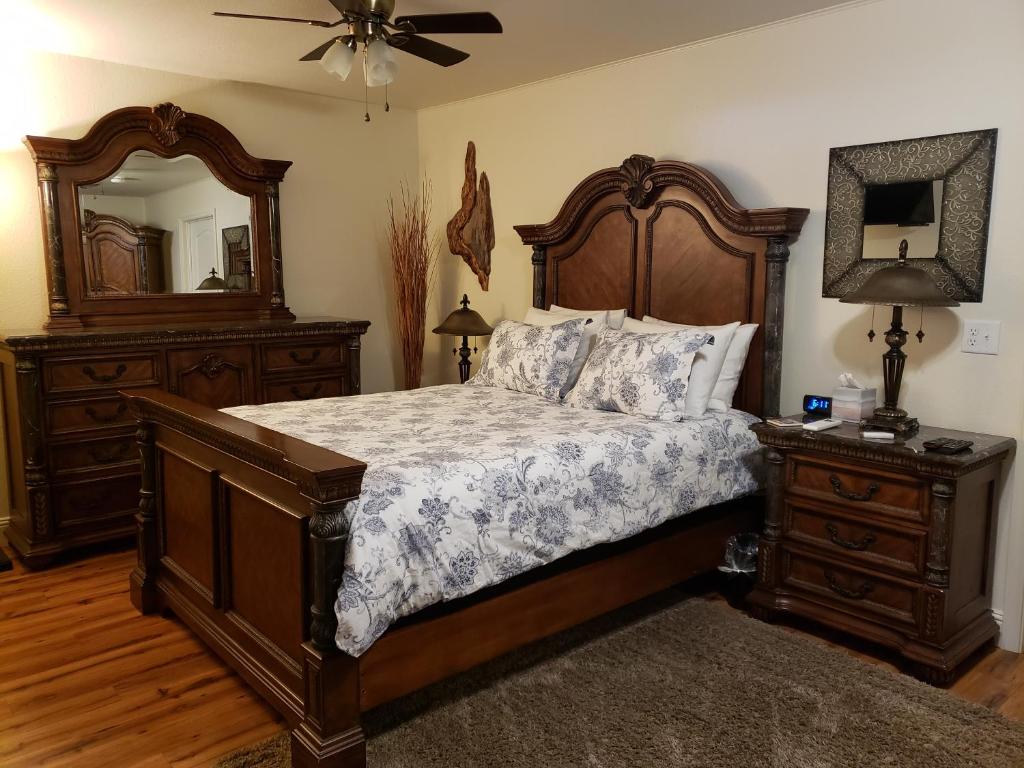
[364,76,370,122]
[916,306,925,343]
[385,83,390,113]
[867,306,876,342]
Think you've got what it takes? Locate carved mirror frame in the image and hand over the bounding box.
[822,129,997,303]
[24,103,294,329]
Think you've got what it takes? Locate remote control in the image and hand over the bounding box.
[802,418,843,432]
[922,437,974,454]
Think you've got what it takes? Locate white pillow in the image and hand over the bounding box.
[524,307,608,397]
[642,316,758,411]
[550,304,627,330]
[469,318,587,401]
[621,317,739,417]
[566,327,711,421]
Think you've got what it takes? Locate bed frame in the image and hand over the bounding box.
[124,156,807,767]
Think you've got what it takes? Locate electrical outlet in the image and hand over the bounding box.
[962,320,1000,355]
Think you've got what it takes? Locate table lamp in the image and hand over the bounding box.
[432,294,494,383]
[839,239,959,434]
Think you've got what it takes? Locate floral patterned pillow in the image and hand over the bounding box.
[469,318,587,401]
[565,327,712,421]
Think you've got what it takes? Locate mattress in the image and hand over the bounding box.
[225,384,763,655]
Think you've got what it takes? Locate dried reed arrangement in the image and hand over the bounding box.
[387,180,439,389]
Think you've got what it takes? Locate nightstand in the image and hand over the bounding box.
[747,419,1015,684]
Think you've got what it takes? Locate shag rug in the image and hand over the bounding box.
[217,594,1024,768]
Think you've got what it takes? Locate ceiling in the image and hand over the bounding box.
[27,0,853,109]
[79,152,222,197]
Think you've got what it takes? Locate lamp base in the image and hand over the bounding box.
[863,408,919,436]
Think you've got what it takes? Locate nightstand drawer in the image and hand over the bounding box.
[780,547,919,628]
[788,455,926,524]
[784,500,926,577]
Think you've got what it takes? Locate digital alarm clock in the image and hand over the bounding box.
[802,394,833,422]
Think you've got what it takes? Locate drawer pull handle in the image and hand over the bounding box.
[87,442,132,465]
[84,402,128,424]
[291,383,323,400]
[82,364,128,384]
[289,349,322,366]
[825,523,877,551]
[824,570,875,600]
[829,475,880,502]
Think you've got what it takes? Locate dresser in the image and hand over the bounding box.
[0,318,368,567]
[748,420,1015,684]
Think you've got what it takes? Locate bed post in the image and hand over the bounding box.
[532,245,547,309]
[292,496,365,768]
[762,236,791,418]
[129,422,159,614]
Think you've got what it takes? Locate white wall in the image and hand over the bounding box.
[79,193,147,223]
[417,0,1024,649]
[0,51,420,527]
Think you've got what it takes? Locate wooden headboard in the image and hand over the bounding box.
[514,155,809,417]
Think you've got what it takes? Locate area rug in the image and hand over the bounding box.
[217,593,1024,768]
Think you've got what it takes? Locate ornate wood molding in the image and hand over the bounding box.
[514,156,808,245]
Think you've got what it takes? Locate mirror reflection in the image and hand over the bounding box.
[862,179,943,260]
[77,152,254,295]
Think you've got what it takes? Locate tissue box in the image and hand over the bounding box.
[832,386,877,422]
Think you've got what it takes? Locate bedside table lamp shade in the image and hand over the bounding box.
[433,294,493,383]
[840,239,958,433]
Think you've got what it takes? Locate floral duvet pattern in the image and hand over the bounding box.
[225,385,763,656]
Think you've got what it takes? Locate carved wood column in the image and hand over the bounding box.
[308,498,349,652]
[757,446,786,590]
[130,423,160,613]
[763,236,790,418]
[345,335,362,396]
[36,163,70,318]
[15,357,50,545]
[531,245,547,309]
[267,181,285,309]
[926,479,956,588]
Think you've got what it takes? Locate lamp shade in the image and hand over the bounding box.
[321,38,356,80]
[839,239,959,308]
[196,268,227,291]
[433,294,493,337]
[364,38,397,87]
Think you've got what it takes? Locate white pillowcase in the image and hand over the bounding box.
[566,327,711,421]
[550,304,627,330]
[621,317,739,417]
[524,307,607,397]
[641,316,758,411]
[470,318,587,401]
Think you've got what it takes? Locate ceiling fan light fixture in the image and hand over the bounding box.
[364,38,397,87]
[321,38,357,80]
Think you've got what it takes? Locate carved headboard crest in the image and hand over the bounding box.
[151,103,187,147]
[619,154,657,208]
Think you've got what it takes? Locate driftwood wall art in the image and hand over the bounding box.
[446,141,494,290]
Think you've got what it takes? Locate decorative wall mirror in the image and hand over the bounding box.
[822,129,997,302]
[25,103,294,328]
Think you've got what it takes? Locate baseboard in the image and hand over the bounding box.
[992,608,1004,628]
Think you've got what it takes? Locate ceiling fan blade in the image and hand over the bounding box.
[300,38,342,62]
[213,11,337,27]
[393,12,502,35]
[389,34,470,67]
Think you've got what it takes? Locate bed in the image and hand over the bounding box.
[124,155,808,767]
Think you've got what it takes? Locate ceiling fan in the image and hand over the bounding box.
[214,1,502,118]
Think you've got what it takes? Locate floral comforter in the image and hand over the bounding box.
[225,385,762,656]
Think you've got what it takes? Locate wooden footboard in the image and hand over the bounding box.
[124,388,762,768]
[123,389,368,767]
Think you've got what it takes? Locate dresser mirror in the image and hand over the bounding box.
[25,103,294,328]
[78,151,255,295]
[822,129,996,302]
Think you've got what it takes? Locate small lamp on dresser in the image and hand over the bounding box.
[840,239,959,435]
[432,294,493,383]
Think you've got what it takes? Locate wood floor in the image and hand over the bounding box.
[2,545,1023,767]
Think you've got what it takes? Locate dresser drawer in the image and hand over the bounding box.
[262,341,344,374]
[784,500,927,578]
[43,353,161,394]
[781,547,920,628]
[263,375,345,403]
[52,473,140,533]
[788,454,926,524]
[51,433,138,476]
[47,396,133,436]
